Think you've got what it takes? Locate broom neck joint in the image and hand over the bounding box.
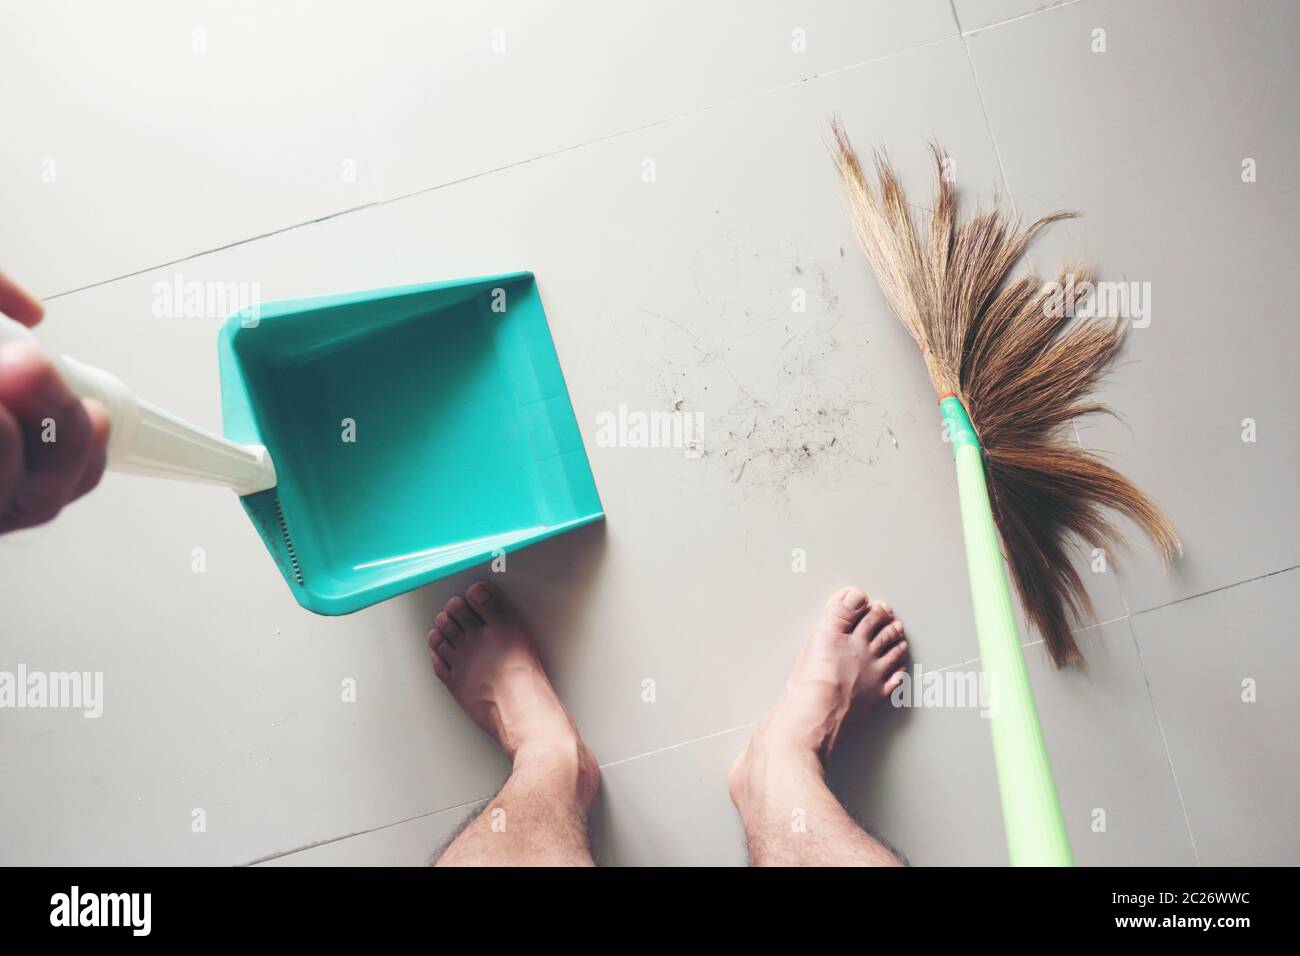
[939,394,981,454]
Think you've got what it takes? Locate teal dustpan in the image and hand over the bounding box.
[216,272,604,614]
[0,271,600,614]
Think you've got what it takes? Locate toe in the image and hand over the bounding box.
[434,612,463,644]
[429,625,458,667]
[467,580,505,623]
[823,586,870,633]
[432,653,452,682]
[871,620,905,655]
[854,600,895,644]
[878,640,908,673]
[427,624,452,652]
[445,595,483,634]
[881,669,907,698]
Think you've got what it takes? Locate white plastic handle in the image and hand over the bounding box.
[0,314,276,495]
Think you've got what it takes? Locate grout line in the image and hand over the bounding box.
[596,721,757,771]
[247,721,760,865]
[954,14,1013,206]
[238,795,491,866]
[325,32,957,211]
[960,0,1088,38]
[41,32,962,303]
[1124,615,1201,866]
[925,655,980,673]
[1115,564,1135,617]
[1016,613,1130,656]
[1129,564,1300,619]
[44,202,381,302]
[1085,612,1130,630]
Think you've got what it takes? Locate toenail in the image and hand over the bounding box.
[879,601,892,614]
[842,588,867,610]
[468,582,492,605]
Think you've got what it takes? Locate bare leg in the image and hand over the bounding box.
[427,581,599,866]
[729,587,909,866]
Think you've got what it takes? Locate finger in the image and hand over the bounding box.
[0,342,95,528]
[0,272,44,327]
[0,404,24,512]
[70,398,110,500]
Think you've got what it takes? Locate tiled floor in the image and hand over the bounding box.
[0,1,1295,866]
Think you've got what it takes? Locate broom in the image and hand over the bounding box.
[828,121,1180,865]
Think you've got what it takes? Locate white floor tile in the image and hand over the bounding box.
[1130,568,1300,865]
[966,0,1300,612]
[341,0,957,200]
[0,0,380,298]
[831,622,1196,865]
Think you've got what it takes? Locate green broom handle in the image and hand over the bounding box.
[940,395,1074,866]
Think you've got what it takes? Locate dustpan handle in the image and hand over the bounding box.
[0,314,276,495]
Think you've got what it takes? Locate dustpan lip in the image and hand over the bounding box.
[289,512,608,616]
[215,270,537,344]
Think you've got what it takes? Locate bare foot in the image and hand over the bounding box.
[428,580,599,807]
[729,587,907,813]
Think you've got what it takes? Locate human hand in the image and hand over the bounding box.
[0,272,109,532]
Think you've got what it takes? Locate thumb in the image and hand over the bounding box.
[0,272,44,327]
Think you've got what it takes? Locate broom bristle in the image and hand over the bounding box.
[829,119,1180,666]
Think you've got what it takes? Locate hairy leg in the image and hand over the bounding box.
[730,587,909,866]
[427,581,599,866]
